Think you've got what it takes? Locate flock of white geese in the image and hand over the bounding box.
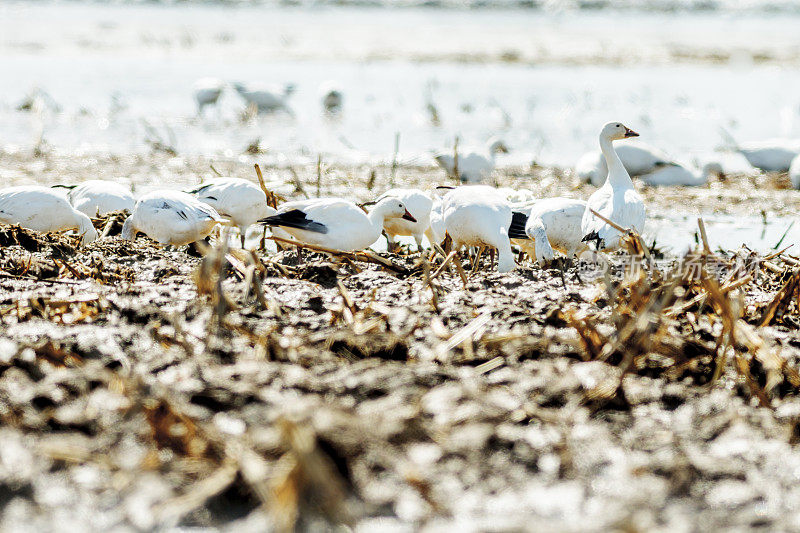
[1,121,798,273]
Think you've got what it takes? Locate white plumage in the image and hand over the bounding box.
[576,142,673,186]
[376,188,433,250]
[581,122,647,251]
[433,138,509,183]
[193,77,225,114]
[441,185,516,272]
[121,190,225,247]
[790,154,800,190]
[56,180,135,217]
[639,162,722,187]
[0,186,98,246]
[426,195,446,246]
[260,197,416,252]
[513,198,587,264]
[189,178,276,246]
[732,139,800,172]
[233,82,294,113]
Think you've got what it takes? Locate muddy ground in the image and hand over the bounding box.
[2,151,800,531]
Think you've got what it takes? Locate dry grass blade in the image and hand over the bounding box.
[758,268,800,326]
[437,311,491,360]
[268,235,410,275]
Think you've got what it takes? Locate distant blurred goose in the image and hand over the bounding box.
[576,142,673,186]
[639,162,722,187]
[188,177,276,247]
[233,82,295,113]
[442,185,517,272]
[193,77,225,114]
[319,81,343,112]
[581,122,646,251]
[260,197,416,252]
[122,190,225,247]
[375,188,433,251]
[731,139,800,172]
[0,186,98,245]
[790,154,800,189]
[434,138,509,183]
[53,180,135,217]
[512,198,587,264]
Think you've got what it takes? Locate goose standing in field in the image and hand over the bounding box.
[638,161,722,187]
[511,198,587,264]
[193,77,225,115]
[374,188,433,251]
[319,81,343,113]
[188,177,277,247]
[122,190,225,247]
[53,180,135,217]
[433,138,509,183]
[259,197,416,252]
[441,185,518,272]
[0,186,98,245]
[232,82,295,114]
[790,154,800,189]
[581,122,646,251]
[575,142,674,186]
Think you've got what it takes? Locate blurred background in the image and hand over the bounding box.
[1,0,799,168]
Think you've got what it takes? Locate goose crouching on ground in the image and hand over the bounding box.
[581,122,646,251]
[121,190,225,247]
[375,188,433,251]
[511,198,587,264]
[53,180,135,217]
[576,142,674,186]
[188,177,277,247]
[259,197,416,252]
[434,138,509,183]
[639,162,722,187]
[729,139,800,172]
[0,186,98,245]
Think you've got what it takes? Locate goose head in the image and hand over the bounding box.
[488,138,510,154]
[370,198,417,222]
[601,122,639,141]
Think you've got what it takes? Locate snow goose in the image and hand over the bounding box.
[233,82,295,113]
[433,138,509,183]
[639,162,722,187]
[193,77,225,114]
[0,186,98,245]
[188,178,276,247]
[374,188,433,251]
[731,139,800,172]
[790,154,800,189]
[53,180,135,217]
[581,122,646,251]
[576,142,674,186]
[441,185,517,272]
[319,81,343,113]
[121,190,225,247]
[512,198,587,264]
[425,195,446,246]
[259,197,416,252]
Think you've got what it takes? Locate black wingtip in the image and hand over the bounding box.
[581,230,599,243]
[508,211,530,239]
[259,209,329,234]
[51,184,77,190]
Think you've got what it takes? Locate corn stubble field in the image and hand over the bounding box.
[3,160,800,531]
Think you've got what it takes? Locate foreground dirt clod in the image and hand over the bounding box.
[2,215,800,531]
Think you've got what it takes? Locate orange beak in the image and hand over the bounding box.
[624,127,639,138]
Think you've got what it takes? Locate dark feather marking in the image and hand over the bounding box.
[508,211,530,239]
[259,209,329,234]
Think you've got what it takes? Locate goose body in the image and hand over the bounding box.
[733,139,800,172]
[376,188,433,250]
[121,190,224,247]
[433,139,508,183]
[188,178,276,245]
[581,122,646,251]
[0,186,98,245]
[426,196,446,246]
[441,185,516,272]
[260,197,416,252]
[790,154,800,189]
[233,82,294,113]
[193,77,225,113]
[639,162,722,187]
[513,198,587,264]
[576,143,673,186]
[55,180,135,217]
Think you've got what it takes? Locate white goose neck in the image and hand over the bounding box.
[367,204,388,231]
[599,135,631,187]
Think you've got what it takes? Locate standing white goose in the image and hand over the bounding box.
[512,198,587,264]
[232,82,295,114]
[576,143,674,186]
[790,154,800,189]
[433,138,509,183]
[53,180,135,217]
[188,178,277,247]
[639,162,722,187]
[193,77,225,114]
[581,122,646,251]
[259,197,416,252]
[441,185,516,272]
[121,190,225,247]
[375,188,433,251]
[0,186,98,245]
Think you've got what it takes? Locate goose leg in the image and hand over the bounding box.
[471,246,484,274]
